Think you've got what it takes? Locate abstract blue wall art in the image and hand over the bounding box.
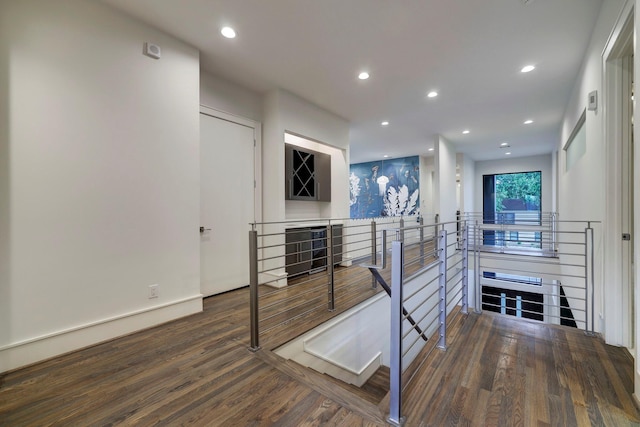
[349,156,420,219]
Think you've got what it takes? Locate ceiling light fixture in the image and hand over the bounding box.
[383,155,389,158]
[521,65,535,73]
[381,121,389,126]
[500,142,509,147]
[505,152,512,155]
[524,119,533,124]
[427,91,438,98]
[462,130,470,134]
[358,72,370,80]
[221,26,236,39]
[428,148,434,152]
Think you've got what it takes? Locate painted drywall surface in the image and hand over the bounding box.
[0,0,201,371]
[558,0,627,347]
[434,135,457,225]
[276,262,445,379]
[200,71,262,122]
[473,154,552,214]
[264,89,350,222]
[419,156,435,218]
[461,154,475,214]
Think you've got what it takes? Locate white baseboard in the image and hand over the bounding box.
[260,270,288,288]
[0,295,203,373]
[340,256,353,267]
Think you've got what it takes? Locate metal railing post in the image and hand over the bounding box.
[419,216,425,267]
[388,241,405,427]
[437,229,448,350]
[327,225,335,311]
[249,230,260,352]
[590,225,595,334]
[475,221,482,314]
[400,218,405,276]
[585,223,596,336]
[461,225,469,315]
[371,220,377,289]
[381,230,388,269]
[434,214,440,253]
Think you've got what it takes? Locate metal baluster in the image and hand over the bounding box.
[371,220,377,289]
[419,216,425,267]
[475,221,482,314]
[388,241,405,427]
[438,229,448,350]
[327,225,335,311]
[249,230,260,352]
[461,225,469,315]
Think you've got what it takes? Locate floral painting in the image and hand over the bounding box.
[349,156,420,219]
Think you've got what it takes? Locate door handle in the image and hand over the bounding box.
[200,226,212,233]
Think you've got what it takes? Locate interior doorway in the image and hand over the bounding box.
[603,5,635,350]
[200,107,260,296]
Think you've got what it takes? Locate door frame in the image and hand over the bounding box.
[199,105,262,226]
[603,0,635,348]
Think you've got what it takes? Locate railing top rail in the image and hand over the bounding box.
[249,214,435,227]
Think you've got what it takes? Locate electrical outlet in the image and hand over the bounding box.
[149,284,159,299]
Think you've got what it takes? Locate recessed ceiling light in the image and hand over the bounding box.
[500,142,509,147]
[381,121,389,126]
[521,65,535,73]
[505,152,512,155]
[358,72,370,80]
[462,130,470,134]
[427,91,438,98]
[524,119,533,124]
[383,155,389,158]
[428,148,434,152]
[221,26,236,39]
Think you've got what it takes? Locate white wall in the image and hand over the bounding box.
[434,135,458,224]
[200,71,263,122]
[0,0,202,372]
[473,154,553,213]
[263,90,350,222]
[558,0,628,347]
[419,156,435,218]
[456,153,475,213]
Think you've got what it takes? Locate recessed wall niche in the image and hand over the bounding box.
[285,143,331,201]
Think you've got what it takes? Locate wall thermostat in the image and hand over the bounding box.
[588,90,597,111]
[144,42,161,59]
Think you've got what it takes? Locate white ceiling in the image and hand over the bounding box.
[102,0,603,163]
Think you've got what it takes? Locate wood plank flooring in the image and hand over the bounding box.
[2,283,639,426]
[401,311,640,427]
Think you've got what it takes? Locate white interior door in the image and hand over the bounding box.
[200,112,255,296]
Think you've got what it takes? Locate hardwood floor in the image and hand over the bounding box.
[1,283,639,426]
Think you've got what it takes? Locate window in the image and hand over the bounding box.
[483,171,542,248]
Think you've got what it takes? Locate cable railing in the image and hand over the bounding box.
[471,218,600,333]
[387,220,467,426]
[464,211,558,254]
[248,212,599,426]
[248,214,437,351]
[386,215,599,426]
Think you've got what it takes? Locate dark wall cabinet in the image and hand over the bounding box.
[285,143,331,201]
[285,225,343,277]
